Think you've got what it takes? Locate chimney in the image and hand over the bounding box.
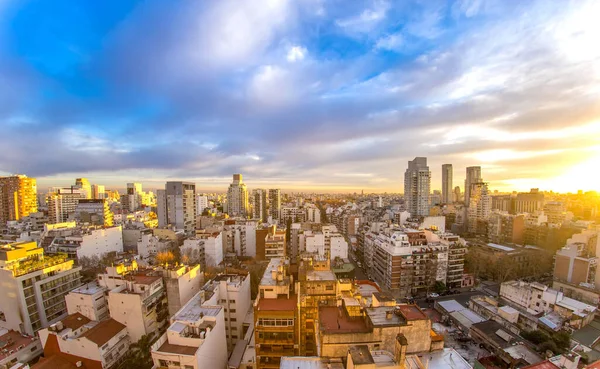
[76,362,83,368]
[386,310,393,320]
[394,334,408,365]
[271,270,277,280]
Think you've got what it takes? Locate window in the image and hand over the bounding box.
[185,366,193,369]
[232,335,238,339]
[230,318,237,322]
[230,309,236,313]
[229,299,235,304]
[102,343,109,350]
[325,286,334,291]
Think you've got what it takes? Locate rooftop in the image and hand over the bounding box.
[319,306,370,334]
[438,300,466,313]
[256,295,297,312]
[69,282,105,295]
[365,307,407,327]
[81,319,126,346]
[396,304,428,321]
[486,243,516,252]
[504,344,543,365]
[306,270,337,281]
[0,330,38,361]
[174,292,222,322]
[156,342,198,356]
[415,348,473,369]
[61,313,91,331]
[348,345,374,365]
[280,357,344,369]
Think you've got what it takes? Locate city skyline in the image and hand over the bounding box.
[1,1,599,193]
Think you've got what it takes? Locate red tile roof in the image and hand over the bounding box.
[257,295,297,311]
[586,360,600,369]
[81,319,126,346]
[0,330,37,360]
[33,355,79,369]
[42,335,103,369]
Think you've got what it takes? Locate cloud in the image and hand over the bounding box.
[0,0,599,192]
[287,45,307,62]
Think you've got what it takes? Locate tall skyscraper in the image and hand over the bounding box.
[268,189,281,221]
[464,166,482,205]
[453,186,461,203]
[0,175,38,225]
[75,178,91,199]
[226,174,249,218]
[442,164,453,204]
[157,181,197,233]
[252,189,268,221]
[404,157,431,217]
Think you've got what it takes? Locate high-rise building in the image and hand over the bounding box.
[91,184,105,200]
[0,241,82,335]
[252,189,268,221]
[513,188,544,214]
[0,175,38,225]
[46,187,85,224]
[268,188,281,221]
[441,164,453,204]
[157,181,197,233]
[464,166,482,205]
[227,174,249,218]
[74,199,114,226]
[453,186,461,203]
[467,182,491,234]
[196,194,209,215]
[74,178,91,199]
[404,157,431,217]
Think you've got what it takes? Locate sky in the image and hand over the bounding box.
[0,0,599,193]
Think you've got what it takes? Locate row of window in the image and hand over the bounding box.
[257,318,294,326]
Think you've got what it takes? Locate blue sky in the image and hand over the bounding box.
[1,0,599,192]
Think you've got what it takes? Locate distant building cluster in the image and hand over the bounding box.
[0,170,599,369]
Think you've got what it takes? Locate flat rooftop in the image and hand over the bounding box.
[486,243,516,252]
[280,357,344,369]
[157,341,198,356]
[396,304,428,321]
[256,295,297,312]
[0,330,38,361]
[70,282,105,295]
[366,307,407,327]
[306,270,336,281]
[319,306,370,334]
[174,292,222,322]
[414,348,472,369]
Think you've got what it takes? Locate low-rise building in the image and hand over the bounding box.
[98,264,167,342]
[64,282,109,321]
[150,295,227,369]
[0,329,42,369]
[45,226,124,261]
[38,314,130,369]
[160,265,204,318]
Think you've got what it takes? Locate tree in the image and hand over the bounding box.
[433,281,447,294]
[552,331,571,352]
[117,334,154,369]
[156,251,175,265]
[521,330,551,345]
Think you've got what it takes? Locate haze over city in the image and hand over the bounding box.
[1,0,599,192]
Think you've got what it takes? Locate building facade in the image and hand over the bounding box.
[404,157,431,217]
[157,182,197,233]
[441,164,453,204]
[227,174,249,218]
[0,175,38,226]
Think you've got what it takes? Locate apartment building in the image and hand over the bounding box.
[365,228,449,297]
[226,175,249,218]
[262,226,286,260]
[46,187,85,224]
[98,264,167,342]
[404,157,431,217]
[252,189,268,222]
[0,175,37,226]
[224,220,257,258]
[46,225,124,260]
[304,225,349,261]
[467,182,491,234]
[554,242,597,287]
[199,272,251,352]
[513,189,544,214]
[268,189,280,222]
[296,256,337,356]
[487,211,525,245]
[150,294,227,369]
[136,233,174,260]
[500,281,596,329]
[0,241,82,335]
[38,314,130,369]
[64,282,109,321]
[74,200,114,226]
[157,182,197,234]
[160,265,204,317]
[254,258,298,369]
[0,329,42,369]
[280,207,307,224]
